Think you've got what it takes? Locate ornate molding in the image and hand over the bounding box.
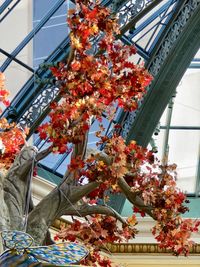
[19,86,59,128]
[52,218,70,230]
[106,243,200,254]
[112,0,153,25]
[32,175,56,204]
[149,0,200,77]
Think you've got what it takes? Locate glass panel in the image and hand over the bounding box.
[153,54,200,195]
[33,0,74,68]
[171,71,200,126]
[168,130,200,194]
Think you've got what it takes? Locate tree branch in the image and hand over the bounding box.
[66,48,75,69]
[55,181,101,218]
[27,187,62,245]
[0,171,10,237]
[35,146,52,162]
[27,181,99,244]
[67,182,100,203]
[3,146,38,230]
[64,203,127,225]
[62,131,89,185]
[118,177,156,219]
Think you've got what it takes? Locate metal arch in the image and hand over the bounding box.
[123,0,200,146]
[119,0,163,34]
[0,0,150,72]
[1,0,180,128]
[1,36,71,130]
[118,0,177,60]
[121,0,175,38]
[120,0,178,53]
[146,0,189,67]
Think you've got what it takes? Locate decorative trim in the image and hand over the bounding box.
[106,243,200,254]
[19,86,60,128]
[149,0,200,77]
[52,218,70,230]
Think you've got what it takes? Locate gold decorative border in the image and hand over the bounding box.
[52,218,200,254]
[52,218,69,229]
[105,243,200,254]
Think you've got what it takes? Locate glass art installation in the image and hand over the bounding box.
[0,230,88,267]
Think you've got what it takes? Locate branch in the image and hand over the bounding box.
[27,181,99,244]
[64,203,127,225]
[56,181,101,217]
[3,146,38,230]
[27,187,62,245]
[73,130,88,160]
[0,171,10,234]
[35,146,52,161]
[62,131,89,184]
[118,177,156,219]
[66,48,75,69]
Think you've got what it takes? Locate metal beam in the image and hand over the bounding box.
[0,48,34,72]
[2,0,154,132]
[119,35,149,60]
[161,94,175,164]
[195,148,200,197]
[148,0,188,64]
[125,3,200,146]
[0,0,13,14]
[120,0,164,36]
[0,0,21,22]
[126,0,176,40]
[0,0,66,72]
[160,126,200,130]
[1,35,71,132]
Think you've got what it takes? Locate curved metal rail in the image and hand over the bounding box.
[121,0,200,146]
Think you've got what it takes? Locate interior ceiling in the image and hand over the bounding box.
[0,0,200,213]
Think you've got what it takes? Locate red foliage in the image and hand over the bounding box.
[38,1,152,152]
[0,1,199,266]
[0,73,27,169]
[55,214,137,247]
[35,1,199,265]
[0,72,10,111]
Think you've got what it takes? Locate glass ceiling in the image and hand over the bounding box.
[0,0,200,199]
[149,53,200,195]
